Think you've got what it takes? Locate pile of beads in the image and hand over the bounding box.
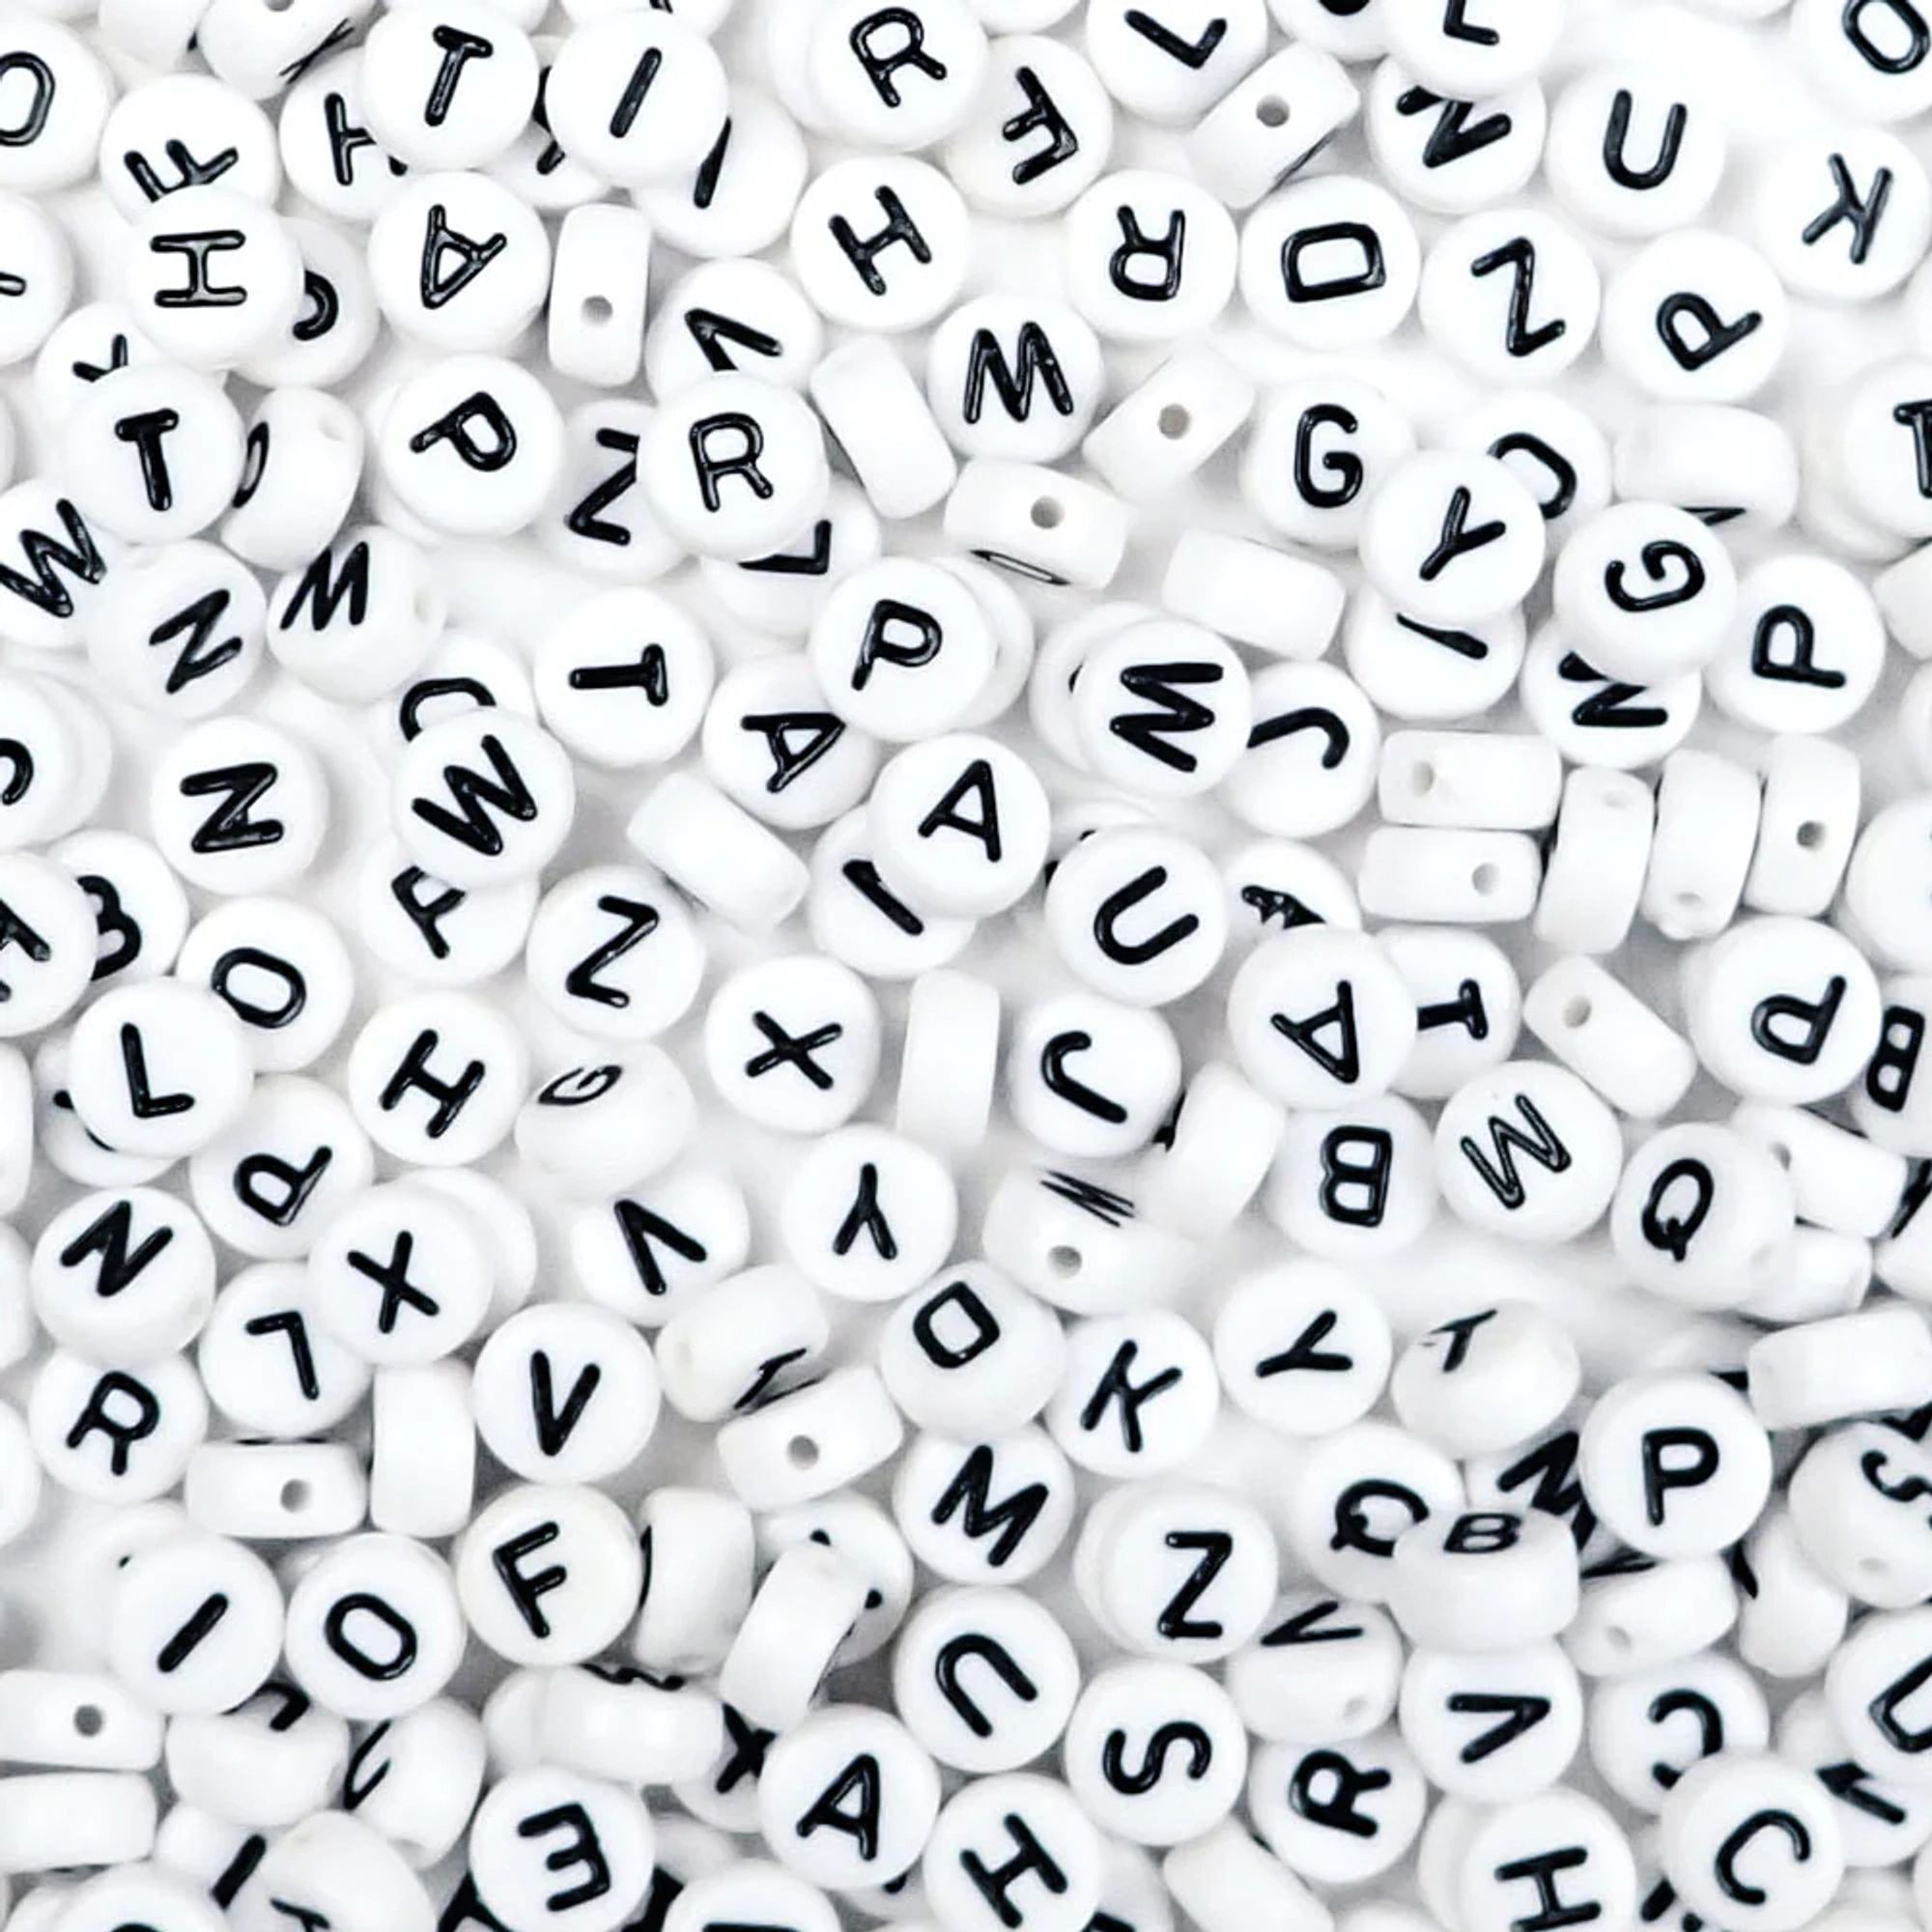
[8,1,1932,1930]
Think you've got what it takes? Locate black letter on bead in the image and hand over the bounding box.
[1751,975,1850,1065]
[1715,1810,1811,1905]
[929,1445,1048,1567]
[378,1029,486,1139]
[1470,239,1567,358]
[829,187,931,296]
[797,1751,884,1861]
[1103,1722,1211,1795]
[1283,221,1386,303]
[1109,207,1186,301]
[1159,1529,1233,1638]
[849,9,946,107]
[425,26,494,128]
[1640,1157,1715,1263]
[1002,66,1079,185]
[1458,1096,1572,1210]
[934,1632,1037,1736]
[688,412,774,512]
[1640,1425,1719,1526]
[1319,1125,1392,1227]
[1655,291,1763,371]
[408,391,519,473]
[64,1369,161,1475]
[411,732,538,859]
[0,497,106,618]
[1603,88,1686,189]
[960,1813,1069,1922]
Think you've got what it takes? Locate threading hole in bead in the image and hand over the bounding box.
[1796,819,1826,849]
[1049,1244,1083,1279]
[1675,891,1703,911]
[1563,996,1592,1029]
[583,295,614,326]
[280,1479,312,1513]
[1409,761,1436,794]
[1602,1624,1633,1656]
[1157,403,1192,440]
[786,1435,820,1470]
[1256,96,1290,127]
[71,1705,102,1738]
[1032,497,1064,530]
[1471,863,1499,895]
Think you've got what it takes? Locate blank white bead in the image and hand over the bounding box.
[167,1687,347,1830]
[0,1774,156,1874]
[1749,1306,1932,1432]
[625,772,809,937]
[715,1364,905,1512]
[1378,729,1562,831]
[1184,43,1359,209]
[1640,748,1762,942]
[1567,1555,1738,1678]
[812,336,957,522]
[1139,1059,1283,1238]
[944,458,1130,590]
[1733,1101,1907,1237]
[1746,735,1861,918]
[1083,346,1255,502]
[981,1162,1203,1315]
[184,1438,365,1542]
[1357,826,1542,924]
[0,1671,160,1772]
[369,1362,474,1542]
[1523,955,1698,1120]
[1160,529,1345,661]
[1735,1508,1850,1681]
[895,966,1000,1151]
[627,1486,753,1675]
[536,1666,721,1790]
[719,1540,871,1732]
[1613,404,1800,534]
[343,1697,486,1869]
[1162,1821,1330,1932]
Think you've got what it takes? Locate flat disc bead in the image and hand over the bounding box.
[545,12,725,184]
